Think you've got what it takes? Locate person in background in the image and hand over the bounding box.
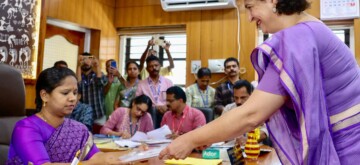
[159,0,360,164]
[222,80,253,114]
[100,95,154,139]
[68,91,94,131]
[53,60,68,68]
[7,67,123,164]
[103,59,121,119]
[77,52,107,133]
[214,57,240,117]
[161,86,206,139]
[114,61,141,109]
[185,67,215,109]
[54,59,94,131]
[139,38,174,79]
[136,55,173,128]
[222,80,268,144]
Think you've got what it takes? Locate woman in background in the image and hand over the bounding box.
[160,0,360,164]
[7,67,123,164]
[101,95,154,139]
[185,67,215,109]
[114,61,140,109]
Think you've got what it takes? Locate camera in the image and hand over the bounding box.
[154,39,166,47]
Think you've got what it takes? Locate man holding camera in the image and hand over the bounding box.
[77,52,107,133]
[138,38,174,80]
[136,55,173,128]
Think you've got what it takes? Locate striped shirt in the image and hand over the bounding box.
[214,80,235,110]
[79,71,107,120]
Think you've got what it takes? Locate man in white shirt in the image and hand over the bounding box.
[222,80,268,143]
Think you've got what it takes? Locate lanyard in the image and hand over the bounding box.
[148,77,161,103]
[227,82,233,95]
[197,84,209,107]
[172,108,188,134]
[129,115,139,136]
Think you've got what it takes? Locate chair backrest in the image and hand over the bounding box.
[147,107,163,129]
[0,64,26,164]
[195,107,214,123]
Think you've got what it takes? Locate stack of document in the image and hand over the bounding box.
[130,125,172,144]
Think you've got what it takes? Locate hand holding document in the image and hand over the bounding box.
[130,125,172,144]
[119,146,166,163]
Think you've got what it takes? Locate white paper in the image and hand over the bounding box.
[131,131,148,142]
[130,125,172,144]
[114,140,141,148]
[211,140,235,148]
[119,146,165,163]
[146,125,172,140]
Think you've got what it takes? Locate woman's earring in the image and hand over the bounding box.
[43,101,47,107]
[272,7,277,13]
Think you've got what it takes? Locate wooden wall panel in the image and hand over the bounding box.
[114,0,353,86]
[115,0,254,86]
[25,0,118,109]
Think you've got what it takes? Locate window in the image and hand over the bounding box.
[257,26,354,55]
[119,33,187,86]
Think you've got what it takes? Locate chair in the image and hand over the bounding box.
[0,64,26,164]
[148,107,163,129]
[195,107,214,123]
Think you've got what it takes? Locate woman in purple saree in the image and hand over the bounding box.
[7,67,124,165]
[7,116,97,164]
[159,0,360,164]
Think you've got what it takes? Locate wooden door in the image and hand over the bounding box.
[43,24,85,71]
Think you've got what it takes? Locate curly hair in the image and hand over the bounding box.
[275,0,311,15]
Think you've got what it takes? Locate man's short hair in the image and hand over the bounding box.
[146,55,160,65]
[224,57,239,68]
[53,60,68,68]
[233,80,254,95]
[81,52,92,56]
[166,86,186,103]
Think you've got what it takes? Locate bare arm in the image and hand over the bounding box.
[159,89,286,159]
[103,76,112,96]
[114,94,120,110]
[163,41,174,71]
[139,39,155,71]
[76,56,83,81]
[42,152,126,165]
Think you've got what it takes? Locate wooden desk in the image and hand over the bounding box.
[98,143,281,165]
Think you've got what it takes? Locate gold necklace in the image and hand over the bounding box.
[39,111,48,122]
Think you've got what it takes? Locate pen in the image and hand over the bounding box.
[70,150,81,165]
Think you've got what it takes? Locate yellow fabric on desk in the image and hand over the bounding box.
[165,157,222,165]
[95,141,128,151]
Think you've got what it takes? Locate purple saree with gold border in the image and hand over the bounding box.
[251,21,360,165]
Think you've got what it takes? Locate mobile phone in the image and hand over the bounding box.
[111,61,117,68]
[154,39,166,47]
